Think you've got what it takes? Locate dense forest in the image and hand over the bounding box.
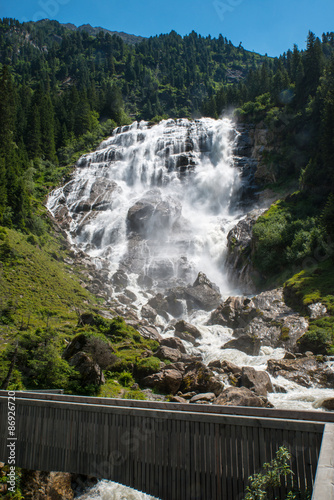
[0,17,267,230]
[1,16,334,395]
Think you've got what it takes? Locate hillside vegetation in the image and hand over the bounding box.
[1,17,334,392]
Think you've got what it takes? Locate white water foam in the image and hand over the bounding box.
[77,480,159,500]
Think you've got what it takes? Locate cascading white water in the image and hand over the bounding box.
[48,117,242,300]
[48,117,333,500]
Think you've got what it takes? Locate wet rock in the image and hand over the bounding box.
[225,209,265,293]
[313,397,334,411]
[147,258,175,281]
[210,288,308,350]
[127,190,181,237]
[215,387,271,408]
[141,304,157,322]
[240,367,274,397]
[111,270,129,289]
[147,294,170,320]
[267,356,334,388]
[161,337,186,354]
[184,273,221,311]
[180,361,224,396]
[174,330,198,345]
[220,360,242,376]
[222,335,261,356]
[137,274,153,289]
[273,384,288,394]
[209,296,256,329]
[117,294,132,305]
[142,367,183,394]
[189,393,216,403]
[146,291,185,319]
[154,345,183,363]
[174,320,202,339]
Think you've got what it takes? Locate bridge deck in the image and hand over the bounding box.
[0,391,333,500]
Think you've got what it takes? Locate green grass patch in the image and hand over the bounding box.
[284,260,334,354]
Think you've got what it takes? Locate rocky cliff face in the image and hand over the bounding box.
[226,121,285,292]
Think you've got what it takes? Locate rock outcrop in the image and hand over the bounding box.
[225,209,265,293]
[180,361,224,396]
[142,367,183,395]
[174,320,202,344]
[267,355,334,388]
[210,288,309,351]
[127,189,181,238]
[222,334,261,356]
[184,272,221,311]
[142,360,224,397]
[240,366,274,397]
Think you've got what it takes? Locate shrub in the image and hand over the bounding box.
[134,356,161,378]
[244,446,296,500]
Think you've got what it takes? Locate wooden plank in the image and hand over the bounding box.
[6,392,334,423]
[241,423,248,489]
[303,429,313,493]
[236,421,244,498]
[312,423,334,500]
[225,423,233,500]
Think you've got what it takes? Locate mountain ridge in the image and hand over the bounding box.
[59,20,146,45]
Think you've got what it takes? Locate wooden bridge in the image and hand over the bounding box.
[0,391,333,499]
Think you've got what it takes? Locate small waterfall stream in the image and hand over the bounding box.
[47,117,333,499]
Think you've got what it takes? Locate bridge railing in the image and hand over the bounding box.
[0,392,333,500]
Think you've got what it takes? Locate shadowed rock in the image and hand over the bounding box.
[215,387,272,408]
[240,366,274,397]
[222,335,261,356]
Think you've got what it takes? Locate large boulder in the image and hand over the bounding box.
[180,361,224,396]
[137,324,162,342]
[63,334,88,360]
[267,356,334,388]
[240,367,274,397]
[225,209,265,293]
[69,352,105,385]
[222,335,261,356]
[127,190,181,237]
[209,296,256,329]
[154,345,183,363]
[208,359,242,377]
[142,367,183,394]
[161,337,186,354]
[184,273,222,311]
[215,387,270,408]
[210,288,308,350]
[174,320,202,343]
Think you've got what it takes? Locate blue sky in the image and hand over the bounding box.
[2,0,334,56]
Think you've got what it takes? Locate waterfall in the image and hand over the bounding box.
[47,117,242,301]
